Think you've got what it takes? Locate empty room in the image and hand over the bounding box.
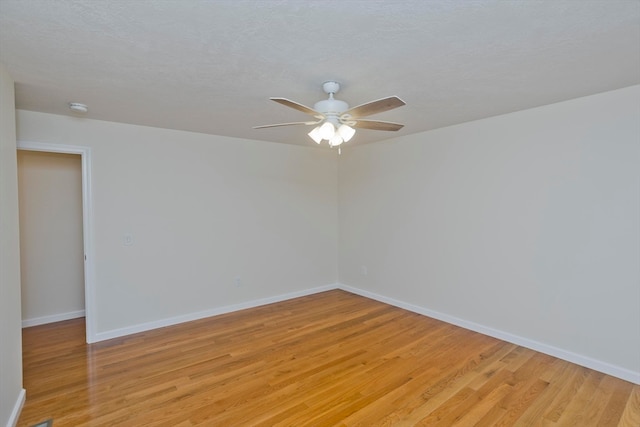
[0,1,638,426]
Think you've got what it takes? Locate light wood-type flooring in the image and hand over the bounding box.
[19,290,639,426]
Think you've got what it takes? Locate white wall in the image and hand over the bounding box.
[0,65,25,427]
[13,86,639,384]
[338,86,640,380]
[17,111,338,337]
[18,151,85,325]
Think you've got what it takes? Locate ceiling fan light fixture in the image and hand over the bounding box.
[338,124,355,142]
[255,81,406,151]
[308,126,323,144]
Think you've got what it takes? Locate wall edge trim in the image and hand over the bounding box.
[93,284,338,342]
[22,310,86,328]
[337,283,640,385]
[6,388,25,427]
[86,281,639,384]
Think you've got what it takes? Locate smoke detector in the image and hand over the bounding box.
[68,102,88,114]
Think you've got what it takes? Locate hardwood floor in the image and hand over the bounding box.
[19,290,639,426]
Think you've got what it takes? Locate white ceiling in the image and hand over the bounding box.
[1,0,638,147]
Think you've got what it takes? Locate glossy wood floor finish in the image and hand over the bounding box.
[19,290,639,426]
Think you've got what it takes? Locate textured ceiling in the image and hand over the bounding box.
[1,0,638,148]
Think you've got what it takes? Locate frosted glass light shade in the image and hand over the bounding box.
[329,134,344,147]
[318,122,335,140]
[338,124,355,142]
[308,126,323,143]
[308,121,355,147]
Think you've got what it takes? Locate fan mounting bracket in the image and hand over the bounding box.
[322,81,340,95]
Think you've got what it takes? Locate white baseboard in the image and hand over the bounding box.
[337,283,640,385]
[94,284,337,342]
[6,388,25,427]
[84,282,639,385]
[22,309,85,328]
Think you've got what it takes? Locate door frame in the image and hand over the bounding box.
[17,141,96,343]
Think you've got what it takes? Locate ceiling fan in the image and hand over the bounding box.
[254,81,405,152]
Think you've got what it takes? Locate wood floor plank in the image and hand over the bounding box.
[450,383,513,426]
[542,365,591,422]
[578,374,621,427]
[512,362,579,427]
[552,369,605,425]
[18,290,639,426]
[339,341,514,426]
[618,385,640,427]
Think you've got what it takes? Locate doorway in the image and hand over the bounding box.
[17,141,95,343]
[18,150,84,326]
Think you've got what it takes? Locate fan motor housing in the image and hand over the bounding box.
[314,98,349,115]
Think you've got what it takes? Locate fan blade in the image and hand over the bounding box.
[344,96,405,118]
[270,98,322,117]
[253,120,320,129]
[352,120,404,131]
